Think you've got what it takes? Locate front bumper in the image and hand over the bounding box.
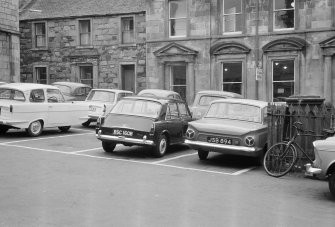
[185,139,259,156]
[96,130,154,146]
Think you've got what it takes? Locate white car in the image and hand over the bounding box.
[0,83,88,136]
[80,89,133,127]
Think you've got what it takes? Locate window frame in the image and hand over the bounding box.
[32,21,47,49]
[222,0,244,34]
[33,66,49,84]
[221,61,243,95]
[121,16,135,44]
[169,64,187,101]
[273,0,295,31]
[168,0,188,38]
[79,65,93,87]
[272,59,295,101]
[78,19,92,47]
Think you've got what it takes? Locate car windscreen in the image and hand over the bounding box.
[86,90,115,102]
[205,102,261,123]
[199,95,227,106]
[0,88,25,101]
[111,99,162,118]
[53,85,71,95]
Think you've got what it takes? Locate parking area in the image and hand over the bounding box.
[0,125,258,176]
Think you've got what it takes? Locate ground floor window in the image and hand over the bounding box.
[35,67,47,84]
[222,62,242,94]
[80,66,93,87]
[121,64,135,93]
[272,59,294,101]
[170,64,186,100]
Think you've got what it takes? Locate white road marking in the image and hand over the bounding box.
[70,147,102,153]
[1,132,94,144]
[71,127,95,132]
[1,143,71,155]
[231,167,256,175]
[154,163,234,175]
[151,152,197,164]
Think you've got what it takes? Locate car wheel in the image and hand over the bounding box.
[0,126,9,134]
[198,150,209,160]
[153,134,168,158]
[102,141,116,153]
[82,121,91,127]
[329,172,335,198]
[26,120,43,137]
[58,126,71,132]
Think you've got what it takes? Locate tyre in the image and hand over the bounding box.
[153,134,168,158]
[82,121,91,127]
[26,120,43,137]
[329,172,335,198]
[58,126,71,132]
[198,150,209,160]
[0,126,9,134]
[263,142,297,177]
[102,141,116,153]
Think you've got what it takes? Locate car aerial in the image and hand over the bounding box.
[51,81,92,101]
[190,90,243,119]
[0,83,88,137]
[80,89,134,127]
[185,98,268,164]
[137,89,182,100]
[96,95,192,157]
[305,136,335,197]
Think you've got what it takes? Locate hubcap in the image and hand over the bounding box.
[32,121,41,134]
[160,138,166,154]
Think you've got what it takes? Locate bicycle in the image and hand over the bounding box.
[263,121,335,177]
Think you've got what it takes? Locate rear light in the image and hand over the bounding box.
[9,105,13,113]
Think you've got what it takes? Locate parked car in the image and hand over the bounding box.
[80,89,134,127]
[51,81,91,101]
[306,136,335,197]
[185,98,268,164]
[96,95,192,157]
[0,83,88,136]
[137,89,182,100]
[190,90,243,119]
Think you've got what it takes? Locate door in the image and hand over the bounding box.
[121,65,135,93]
[165,102,183,144]
[170,64,187,101]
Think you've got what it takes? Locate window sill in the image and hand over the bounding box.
[31,48,48,51]
[120,43,137,47]
[76,45,94,49]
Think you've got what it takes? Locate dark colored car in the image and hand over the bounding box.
[52,81,92,101]
[96,95,192,157]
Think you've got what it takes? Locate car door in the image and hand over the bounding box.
[165,102,183,144]
[177,102,192,141]
[46,88,69,126]
[29,89,48,123]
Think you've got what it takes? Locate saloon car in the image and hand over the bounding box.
[80,89,134,126]
[190,90,243,119]
[137,89,182,100]
[0,83,88,136]
[185,99,268,164]
[305,136,335,197]
[96,95,192,157]
[52,81,92,101]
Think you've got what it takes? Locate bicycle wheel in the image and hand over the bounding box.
[263,142,298,177]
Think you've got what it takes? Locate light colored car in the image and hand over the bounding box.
[52,81,92,101]
[0,83,88,136]
[190,90,243,119]
[185,98,268,164]
[0,82,7,86]
[306,136,335,197]
[80,89,134,127]
[137,89,182,100]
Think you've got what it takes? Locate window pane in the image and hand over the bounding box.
[35,23,45,35]
[224,0,241,14]
[273,81,294,100]
[274,10,294,29]
[122,18,134,31]
[80,34,91,45]
[273,60,294,81]
[274,0,294,10]
[36,67,47,84]
[79,20,90,33]
[222,62,242,82]
[36,35,46,47]
[172,65,186,85]
[170,19,186,36]
[223,83,241,94]
[170,1,186,18]
[224,14,242,32]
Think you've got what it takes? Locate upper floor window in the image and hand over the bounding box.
[273,0,294,30]
[34,22,46,48]
[169,0,187,38]
[79,20,91,46]
[223,0,242,33]
[121,17,134,44]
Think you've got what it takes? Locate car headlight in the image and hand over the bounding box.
[245,136,255,146]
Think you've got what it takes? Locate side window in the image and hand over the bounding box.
[13,91,25,101]
[177,103,190,117]
[47,89,65,103]
[166,103,179,119]
[30,89,45,102]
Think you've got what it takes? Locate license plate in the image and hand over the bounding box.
[207,137,232,145]
[113,129,133,137]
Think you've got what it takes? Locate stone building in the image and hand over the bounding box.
[0,0,20,83]
[19,0,146,93]
[146,0,335,104]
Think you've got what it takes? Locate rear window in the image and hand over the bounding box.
[87,90,115,102]
[53,85,71,95]
[199,95,227,106]
[0,88,25,101]
[111,99,162,118]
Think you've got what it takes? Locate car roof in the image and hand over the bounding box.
[138,89,180,96]
[52,81,92,88]
[197,90,243,98]
[90,88,133,94]
[211,98,268,108]
[123,95,182,104]
[0,83,60,91]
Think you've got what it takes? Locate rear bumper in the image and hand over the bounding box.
[96,130,154,146]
